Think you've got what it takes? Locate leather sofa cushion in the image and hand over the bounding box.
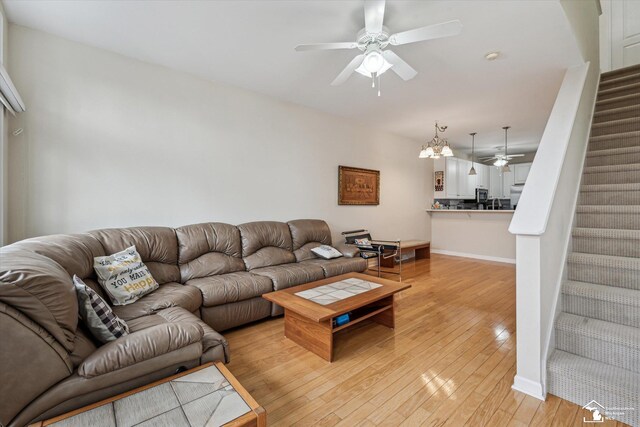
[89,227,180,285]
[78,322,203,378]
[250,263,325,291]
[69,325,99,367]
[186,271,272,307]
[6,233,104,280]
[155,307,229,363]
[0,248,78,351]
[176,222,246,281]
[17,347,203,427]
[201,297,271,332]
[112,282,202,321]
[127,307,229,363]
[238,221,296,269]
[288,219,332,261]
[301,257,368,278]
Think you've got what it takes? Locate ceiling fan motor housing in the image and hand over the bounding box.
[356,26,390,51]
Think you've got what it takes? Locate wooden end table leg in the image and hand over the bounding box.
[284,309,334,362]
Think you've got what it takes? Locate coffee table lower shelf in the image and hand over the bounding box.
[284,296,395,362]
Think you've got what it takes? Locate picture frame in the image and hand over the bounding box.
[338,166,380,205]
[435,171,444,192]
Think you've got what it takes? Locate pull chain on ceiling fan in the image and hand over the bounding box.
[295,0,463,95]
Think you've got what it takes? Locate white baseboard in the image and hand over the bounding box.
[430,249,516,264]
[512,375,546,401]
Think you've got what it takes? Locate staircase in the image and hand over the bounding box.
[548,64,640,427]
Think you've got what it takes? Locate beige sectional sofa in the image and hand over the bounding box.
[0,219,366,427]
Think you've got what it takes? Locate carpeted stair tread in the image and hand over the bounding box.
[601,63,640,81]
[567,252,640,271]
[586,145,640,158]
[593,104,640,123]
[600,72,640,89]
[580,182,640,192]
[548,350,640,399]
[563,281,640,327]
[556,312,640,351]
[588,130,640,151]
[583,163,640,173]
[548,350,640,424]
[595,92,640,111]
[576,205,640,214]
[591,117,640,137]
[572,227,640,240]
[597,81,640,100]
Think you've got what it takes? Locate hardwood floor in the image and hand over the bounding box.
[224,255,627,426]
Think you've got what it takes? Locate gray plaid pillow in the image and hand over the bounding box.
[73,275,129,343]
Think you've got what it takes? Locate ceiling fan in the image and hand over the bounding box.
[295,0,462,94]
[478,126,522,168]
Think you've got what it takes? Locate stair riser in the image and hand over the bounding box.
[597,97,640,113]
[598,85,640,101]
[589,134,640,151]
[591,120,640,137]
[563,294,640,327]
[575,213,640,230]
[573,236,640,257]
[601,65,640,81]
[547,372,638,426]
[581,170,640,185]
[567,263,640,289]
[600,73,640,89]
[579,190,640,205]
[556,330,640,373]
[586,152,640,166]
[594,107,640,123]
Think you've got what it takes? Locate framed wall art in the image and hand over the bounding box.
[434,171,444,192]
[338,166,380,205]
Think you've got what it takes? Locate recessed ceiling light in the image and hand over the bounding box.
[485,51,500,61]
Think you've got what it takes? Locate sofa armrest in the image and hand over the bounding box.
[78,322,203,378]
[335,242,360,258]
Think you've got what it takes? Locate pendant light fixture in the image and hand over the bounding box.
[502,126,511,173]
[419,122,454,159]
[468,132,477,176]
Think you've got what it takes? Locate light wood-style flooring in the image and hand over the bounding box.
[225,255,628,426]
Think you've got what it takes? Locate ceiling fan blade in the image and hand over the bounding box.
[389,20,462,46]
[295,42,358,51]
[364,0,386,34]
[506,154,525,158]
[382,50,417,81]
[331,54,364,86]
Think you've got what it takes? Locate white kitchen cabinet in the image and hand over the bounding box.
[502,169,515,198]
[475,163,489,189]
[514,163,532,184]
[445,157,459,198]
[489,166,502,199]
[456,159,474,198]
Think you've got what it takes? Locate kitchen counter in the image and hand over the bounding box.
[427,209,515,213]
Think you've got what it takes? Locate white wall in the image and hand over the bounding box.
[430,212,515,263]
[7,25,433,244]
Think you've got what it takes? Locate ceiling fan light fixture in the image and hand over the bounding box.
[363,49,384,73]
[494,158,507,167]
[502,164,511,173]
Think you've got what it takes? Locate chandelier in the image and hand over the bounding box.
[419,122,453,159]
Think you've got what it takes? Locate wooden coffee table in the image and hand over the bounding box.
[30,362,265,427]
[262,272,410,362]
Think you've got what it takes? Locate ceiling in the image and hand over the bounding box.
[3,0,583,155]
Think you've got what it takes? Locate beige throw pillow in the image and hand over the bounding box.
[94,246,159,306]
